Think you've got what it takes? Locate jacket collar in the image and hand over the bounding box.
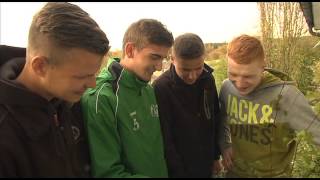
[0,57,65,139]
[108,58,149,91]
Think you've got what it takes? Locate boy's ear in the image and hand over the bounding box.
[31,56,49,77]
[124,42,135,58]
[171,54,175,62]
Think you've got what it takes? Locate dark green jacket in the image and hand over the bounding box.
[81,58,168,178]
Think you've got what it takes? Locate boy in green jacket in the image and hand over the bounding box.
[81,19,174,177]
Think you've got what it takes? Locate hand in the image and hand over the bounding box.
[222,147,233,171]
[212,159,223,175]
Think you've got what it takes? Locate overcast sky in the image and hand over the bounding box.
[0,2,260,51]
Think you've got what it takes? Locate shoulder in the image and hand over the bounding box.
[203,71,217,85]
[81,83,116,111]
[218,79,233,97]
[266,83,302,98]
[221,79,232,89]
[280,84,306,101]
[152,70,171,89]
[84,82,114,99]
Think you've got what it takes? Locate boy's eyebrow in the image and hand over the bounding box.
[151,53,163,59]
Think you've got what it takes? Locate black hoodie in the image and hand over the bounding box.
[152,64,221,178]
[0,45,90,177]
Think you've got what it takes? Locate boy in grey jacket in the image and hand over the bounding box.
[219,34,320,178]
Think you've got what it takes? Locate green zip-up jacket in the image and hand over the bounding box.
[81,58,168,178]
[219,68,320,178]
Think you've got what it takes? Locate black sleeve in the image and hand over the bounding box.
[152,80,187,178]
[0,45,26,67]
[211,76,221,160]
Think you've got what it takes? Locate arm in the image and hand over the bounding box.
[217,82,233,170]
[153,82,186,177]
[81,91,148,178]
[283,86,320,145]
[210,77,225,175]
[211,77,221,161]
[219,108,234,171]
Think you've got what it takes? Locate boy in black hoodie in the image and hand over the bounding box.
[153,33,222,178]
[0,2,109,177]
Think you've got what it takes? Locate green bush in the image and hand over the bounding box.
[293,93,320,177]
[205,58,227,92]
[292,130,320,177]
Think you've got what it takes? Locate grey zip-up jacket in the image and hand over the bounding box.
[219,68,320,177]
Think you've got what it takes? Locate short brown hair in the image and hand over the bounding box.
[28,2,109,62]
[227,35,264,64]
[173,33,205,60]
[122,19,174,52]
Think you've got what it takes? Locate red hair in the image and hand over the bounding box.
[227,35,265,64]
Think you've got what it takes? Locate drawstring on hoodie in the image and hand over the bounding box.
[269,81,286,176]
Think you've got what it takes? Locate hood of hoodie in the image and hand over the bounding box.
[0,55,64,139]
[255,68,296,91]
[0,45,52,108]
[0,47,73,140]
[0,45,26,67]
[0,57,54,108]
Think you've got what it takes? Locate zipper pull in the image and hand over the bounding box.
[53,113,59,127]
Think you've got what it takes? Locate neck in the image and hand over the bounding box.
[16,65,53,101]
[119,58,147,83]
[120,58,138,76]
[119,57,130,70]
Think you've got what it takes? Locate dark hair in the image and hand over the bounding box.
[28,2,109,57]
[227,34,265,64]
[122,19,174,51]
[173,33,205,60]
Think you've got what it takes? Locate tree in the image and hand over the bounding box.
[258,2,307,79]
[258,2,320,177]
[206,44,227,61]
